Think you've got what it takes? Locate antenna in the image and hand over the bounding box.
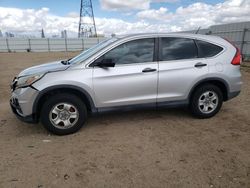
[78,0,97,38]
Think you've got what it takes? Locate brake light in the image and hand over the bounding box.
[231,47,242,65]
[223,37,242,66]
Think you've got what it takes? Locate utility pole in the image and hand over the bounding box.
[78,0,97,38]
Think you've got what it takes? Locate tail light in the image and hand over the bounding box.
[223,37,242,66]
[231,47,242,66]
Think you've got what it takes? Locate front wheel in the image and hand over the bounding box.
[40,93,87,135]
[190,84,223,118]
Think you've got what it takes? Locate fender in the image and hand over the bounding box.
[32,84,97,116]
[188,77,230,100]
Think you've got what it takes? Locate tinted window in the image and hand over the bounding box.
[196,40,223,58]
[160,37,198,61]
[103,38,154,65]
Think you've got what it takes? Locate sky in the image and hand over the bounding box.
[0,0,249,37]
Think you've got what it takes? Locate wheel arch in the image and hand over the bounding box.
[188,78,230,102]
[33,85,97,121]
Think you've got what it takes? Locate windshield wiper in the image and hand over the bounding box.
[61,58,72,65]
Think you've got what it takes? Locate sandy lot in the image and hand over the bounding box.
[0,52,250,188]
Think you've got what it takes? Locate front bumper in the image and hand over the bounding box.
[10,86,39,123]
[10,100,37,123]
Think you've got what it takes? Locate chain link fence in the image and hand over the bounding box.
[1,22,250,61]
[0,38,106,52]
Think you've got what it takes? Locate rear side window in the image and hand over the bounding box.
[160,37,198,61]
[196,40,223,58]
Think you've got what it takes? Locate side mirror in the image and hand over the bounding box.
[95,58,115,68]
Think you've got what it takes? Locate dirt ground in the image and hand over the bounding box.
[0,52,250,188]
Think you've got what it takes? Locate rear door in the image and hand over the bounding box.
[92,38,158,108]
[157,37,209,103]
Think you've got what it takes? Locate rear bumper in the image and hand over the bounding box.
[228,90,241,100]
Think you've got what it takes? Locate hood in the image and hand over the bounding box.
[18,61,70,77]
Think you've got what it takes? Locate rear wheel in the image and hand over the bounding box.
[190,84,223,118]
[40,93,87,135]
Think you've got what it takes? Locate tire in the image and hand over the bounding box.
[190,84,223,118]
[40,93,87,135]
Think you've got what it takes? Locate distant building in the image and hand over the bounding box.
[41,29,45,38]
[61,30,67,38]
[96,34,105,37]
[52,34,59,38]
[5,32,14,37]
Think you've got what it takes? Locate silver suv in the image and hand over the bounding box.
[10,33,242,135]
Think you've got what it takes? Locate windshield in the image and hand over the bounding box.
[69,37,118,65]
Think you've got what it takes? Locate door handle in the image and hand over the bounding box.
[142,68,157,73]
[195,62,207,68]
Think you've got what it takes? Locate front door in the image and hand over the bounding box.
[92,38,158,108]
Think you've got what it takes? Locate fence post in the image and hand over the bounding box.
[82,38,84,50]
[240,28,247,55]
[6,38,10,52]
[65,38,68,52]
[47,38,50,52]
[28,39,31,51]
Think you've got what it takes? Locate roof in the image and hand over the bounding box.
[115,32,222,41]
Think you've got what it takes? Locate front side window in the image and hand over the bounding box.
[160,37,198,61]
[101,38,155,65]
[69,38,117,65]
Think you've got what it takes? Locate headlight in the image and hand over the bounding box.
[16,74,44,88]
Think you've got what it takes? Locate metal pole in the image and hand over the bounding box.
[82,38,84,50]
[47,38,50,52]
[65,38,68,52]
[240,28,247,55]
[6,38,10,52]
[28,39,31,51]
[78,0,83,38]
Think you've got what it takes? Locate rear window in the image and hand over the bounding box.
[196,40,223,58]
[160,37,198,61]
